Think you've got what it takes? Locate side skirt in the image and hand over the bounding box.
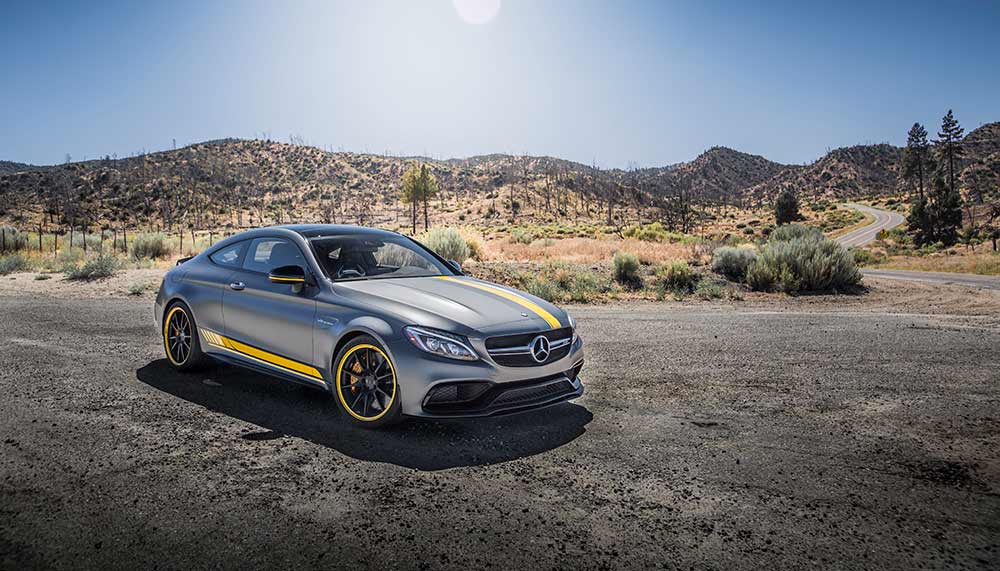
[206,353,330,393]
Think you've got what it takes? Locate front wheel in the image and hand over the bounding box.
[163,302,207,371]
[333,335,402,428]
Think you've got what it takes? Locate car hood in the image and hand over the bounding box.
[332,276,568,336]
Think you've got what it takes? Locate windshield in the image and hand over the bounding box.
[308,234,452,281]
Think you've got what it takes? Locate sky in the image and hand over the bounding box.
[1,0,998,168]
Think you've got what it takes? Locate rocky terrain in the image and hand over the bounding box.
[0,122,996,231]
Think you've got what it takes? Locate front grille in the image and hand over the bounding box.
[486,327,573,367]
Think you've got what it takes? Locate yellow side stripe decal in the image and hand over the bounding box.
[435,276,562,329]
[198,328,325,382]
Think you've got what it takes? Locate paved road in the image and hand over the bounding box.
[2,295,998,569]
[836,204,1000,291]
[835,202,906,248]
[863,268,1000,291]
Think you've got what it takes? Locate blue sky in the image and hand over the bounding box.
[1,0,997,167]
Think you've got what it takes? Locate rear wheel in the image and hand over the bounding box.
[333,335,401,428]
[163,302,206,371]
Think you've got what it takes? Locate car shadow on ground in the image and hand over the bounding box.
[136,359,592,471]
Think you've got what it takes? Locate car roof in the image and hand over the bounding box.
[277,224,401,239]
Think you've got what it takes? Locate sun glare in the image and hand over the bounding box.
[452,0,501,25]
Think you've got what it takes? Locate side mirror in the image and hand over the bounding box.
[446,259,462,274]
[269,264,306,285]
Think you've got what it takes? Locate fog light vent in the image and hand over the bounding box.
[426,382,490,404]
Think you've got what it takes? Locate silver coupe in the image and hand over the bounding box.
[154,225,585,427]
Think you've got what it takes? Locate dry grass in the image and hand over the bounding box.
[827,210,875,238]
[873,250,1000,276]
[481,236,693,264]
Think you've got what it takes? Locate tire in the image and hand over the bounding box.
[162,301,207,372]
[332,335,402,428]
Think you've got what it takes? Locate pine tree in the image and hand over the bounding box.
[928,166,963,246]
[902,122,930,198]
[416,164,439,231]
[774,188,800,225]
[906,196,933,246]
[399,164,421,234]
[935,110,965,195]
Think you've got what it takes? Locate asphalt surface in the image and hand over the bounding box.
[863,269,1000,291]
[836,203,906,248]
[836,203,1000,291]
[2,296,999,570]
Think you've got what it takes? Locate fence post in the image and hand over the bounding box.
[209,231,213,246]
[83,225,87,254]
[1,227,5,253]
[123,226,128,254]
[39,225,43,252]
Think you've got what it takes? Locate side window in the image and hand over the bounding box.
[242,238,305,274]
[209,241,248,268]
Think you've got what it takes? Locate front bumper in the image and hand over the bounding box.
[389,335,585,418]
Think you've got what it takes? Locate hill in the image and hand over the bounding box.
[747,144,903,202]
[1,122,996,232]
[0,161,40,175]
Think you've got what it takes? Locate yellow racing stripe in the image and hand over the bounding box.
[198,328,324,382]
[435,276,562,329]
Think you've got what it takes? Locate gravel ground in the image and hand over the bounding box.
[1,284,999,570]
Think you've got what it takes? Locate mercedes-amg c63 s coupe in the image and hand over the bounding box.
[154,225,584,427]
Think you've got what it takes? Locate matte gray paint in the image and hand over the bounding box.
[155,225,584,417]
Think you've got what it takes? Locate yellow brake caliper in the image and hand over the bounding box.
[350,360,364,393]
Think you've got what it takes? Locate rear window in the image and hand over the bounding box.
[209,241,248,268]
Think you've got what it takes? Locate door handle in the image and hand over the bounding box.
[229,282,245,291]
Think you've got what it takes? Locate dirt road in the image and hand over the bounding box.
[2,288,999,569]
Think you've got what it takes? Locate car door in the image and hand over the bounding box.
[185,240,248,337]
[221,236,318,379]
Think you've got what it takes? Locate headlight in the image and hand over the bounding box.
[403,326,479,361]
[567,311,578,342]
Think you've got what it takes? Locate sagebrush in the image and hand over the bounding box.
[65,254,119,280]
[131,233,170,260]
[711,247,757,280]
[0,254,34,275]
[612,251,642,288]
[745,224,861,292]
[420,227,470,264]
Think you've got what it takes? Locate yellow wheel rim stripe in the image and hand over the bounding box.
[163,306,187,366]
[435,276,562,329]
[335,344,397,422]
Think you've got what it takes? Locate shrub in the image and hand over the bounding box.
[463,234,484,261]
[128,282,148,296]
[0,226,29,253]
[131,233,170,260]
[613,251,642,288]
[658,260,696,294]
[851,248,881,267]
[64,254,119,280]
[510,228,534,244]
[420,227,470,263]
[745,225,861,293]
[622,222,668,242]
[711,247,757,280]
[770,224,822,242]
[0,253,33,275]
[694,279,725,300]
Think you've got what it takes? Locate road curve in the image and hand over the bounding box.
[835,203,905,248]
[833,204,1000,291]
